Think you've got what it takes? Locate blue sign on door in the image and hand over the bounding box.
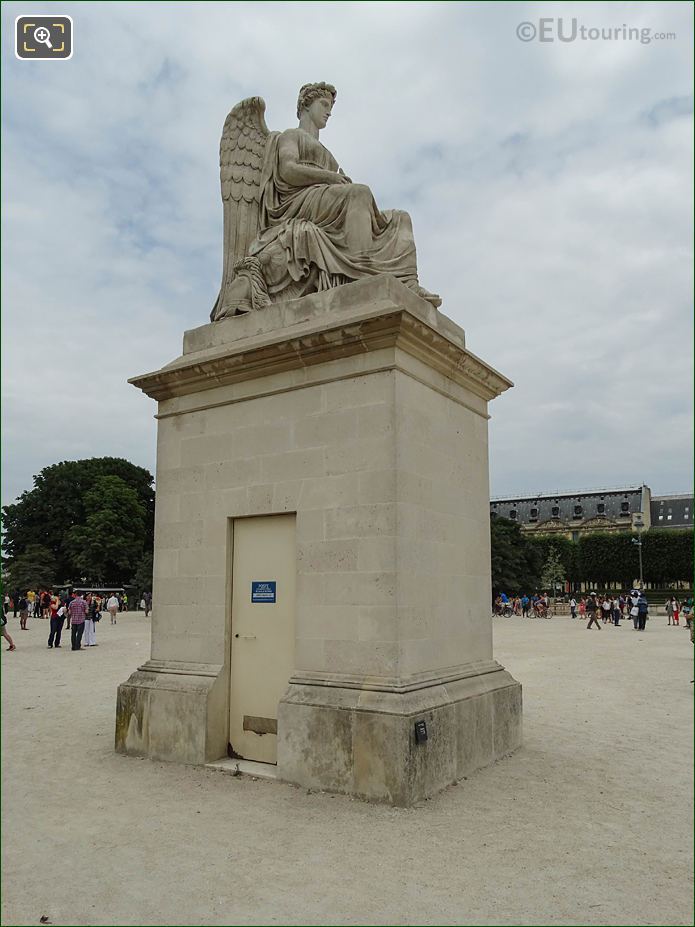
[251,581,277,604]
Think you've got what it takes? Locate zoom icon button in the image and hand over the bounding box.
[16,16,73,59]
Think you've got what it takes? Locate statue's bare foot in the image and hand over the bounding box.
[411,284,442,308]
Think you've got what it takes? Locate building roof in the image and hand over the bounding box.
[490,486,647,529]
[490,486,644,503]
[650,494,693,529]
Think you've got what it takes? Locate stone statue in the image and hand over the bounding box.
[210,82,441,321]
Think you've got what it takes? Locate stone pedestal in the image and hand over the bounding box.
[116,274,521,804]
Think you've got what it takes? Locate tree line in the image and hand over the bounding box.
[491,514,693,594]
[3,458,691,598]
[2,458,154,592]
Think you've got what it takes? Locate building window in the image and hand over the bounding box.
[573,505,583,519]
[597,503,605,514]
[685,514,689,520]
[620,502,630,513]
[490,511,497,519]
[659,515,664,520]
[667,515,672,520]
[552,506,559,517]
[529,507,538,521]
[509,510,517,520]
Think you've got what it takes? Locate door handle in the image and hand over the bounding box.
[234,633,257,639]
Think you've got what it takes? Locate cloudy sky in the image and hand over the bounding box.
[2,1,693,507]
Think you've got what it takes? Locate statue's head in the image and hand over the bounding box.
[296,82,337,124]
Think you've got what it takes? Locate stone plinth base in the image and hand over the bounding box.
[278,666,521,805]
[115,661,227,765]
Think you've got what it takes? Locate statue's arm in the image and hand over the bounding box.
[278,131,350,188]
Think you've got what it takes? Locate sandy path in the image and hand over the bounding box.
[1,611,692,926]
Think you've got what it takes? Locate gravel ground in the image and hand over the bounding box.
[1,610,693,926]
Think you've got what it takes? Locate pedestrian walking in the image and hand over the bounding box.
[630,590,640,629]
[69,593,87,650]
[601,596,612,624]
[48,604,65,648]
[665,597,674,625]
[143,591,152,618]
[1,611,16,651]
[570,596,577,619]
[637,592,649,631]
[612,596,621,626]
[586,594,601,630]
[83,596,99,647]
[18,594,29,630]
[107,594,119,625]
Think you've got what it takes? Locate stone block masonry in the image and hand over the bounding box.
[116,274,522,805]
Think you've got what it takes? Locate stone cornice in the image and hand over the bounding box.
[289,659,505,694]
[138,659,223,678]
[130,280,512,404]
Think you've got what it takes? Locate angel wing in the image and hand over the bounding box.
[211,96,270,321]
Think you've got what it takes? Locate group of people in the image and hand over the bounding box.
[665,596,690,627]
[494,590,694,632]
[1,589,152,652]
[578,591,650,630]
[494,593,553,619]
[2,588,134,621]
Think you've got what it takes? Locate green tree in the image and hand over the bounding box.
[576,533,638,588]
[540,546,565,602]
[134,551,154,594]
[527,534,578,583]
[490,515,541,595]
[4,545,57,592]
[66,476,147,584]
[2,457,154,581]
[642,530,693,585]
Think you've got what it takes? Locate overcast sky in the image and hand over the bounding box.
[2,1,693,507]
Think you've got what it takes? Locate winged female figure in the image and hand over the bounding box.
[210,82,441,321]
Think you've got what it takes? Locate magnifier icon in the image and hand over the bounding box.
[33,26,53,49]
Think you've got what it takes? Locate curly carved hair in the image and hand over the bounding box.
[296,82,337,119]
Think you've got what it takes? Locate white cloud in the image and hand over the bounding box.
[2,0,693,505]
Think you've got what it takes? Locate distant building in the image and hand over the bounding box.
[491,485,694,539]
[650,493,693,528]
[490,485,652,541]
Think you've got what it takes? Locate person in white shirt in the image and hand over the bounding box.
[611,597,621,626]
[570,597,577,619]
[107,594,120,625]
[601,596,612,623]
